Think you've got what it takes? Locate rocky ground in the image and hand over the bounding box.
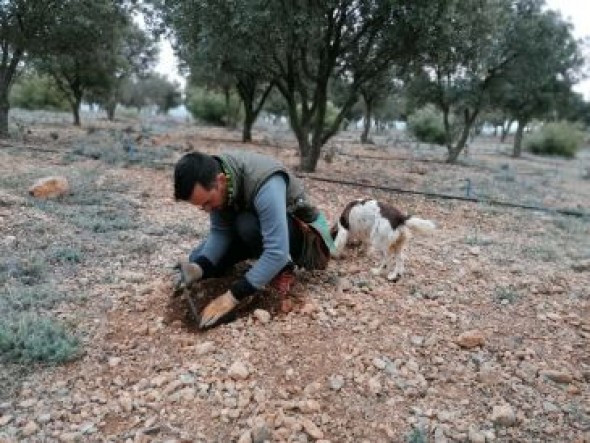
[0,115,589,442]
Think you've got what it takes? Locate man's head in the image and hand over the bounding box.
[174,152,228,212]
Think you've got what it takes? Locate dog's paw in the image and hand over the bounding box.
[386,272,401,282]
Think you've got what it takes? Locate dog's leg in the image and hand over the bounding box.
[386,231,407,282]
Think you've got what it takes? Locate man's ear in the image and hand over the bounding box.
[216,172,227,187]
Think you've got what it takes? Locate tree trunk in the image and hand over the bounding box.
[501,118,514,143]
[72,98,82,126]
[106,102,116,121]
[0,98,9,138]
[300,136,322,172]
[242,109,254,142]
[512,119,526,158]
[447,109,479,163]
[360,99,372,144]
[106,94,117,121]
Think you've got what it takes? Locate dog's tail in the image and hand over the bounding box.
[405,216,436,235]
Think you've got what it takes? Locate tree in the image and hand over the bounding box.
[256,1,431,171]
[9,72,68,111]
[358,71,399,143]
[0,0,61,136]
[490,2,582,157]
[151,0,432,171]
[88,23,157,121]
[149,0,274,142]
[118,74,182,115]
[34,1,133,126]
[407,0,517,163]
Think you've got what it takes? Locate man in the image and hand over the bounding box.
[174,150,335,328]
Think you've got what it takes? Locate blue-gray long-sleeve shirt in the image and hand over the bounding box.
[195,174,290,297]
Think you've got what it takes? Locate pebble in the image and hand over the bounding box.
[301,417,324,439]
[329,375,345,391]
[229,361,250,380]
[540,370,573,384]
[457,330,485,348]
[491,404,516,427]
[253,309,271,324]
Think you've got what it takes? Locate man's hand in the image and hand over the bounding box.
[199,291,238,328]
[172,260,204,296]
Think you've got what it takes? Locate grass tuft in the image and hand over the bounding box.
[0,313,79,364]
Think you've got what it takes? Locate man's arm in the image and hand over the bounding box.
[192,211,235,278]
[231,174,290,298]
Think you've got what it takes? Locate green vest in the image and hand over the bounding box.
[215,150,336,262]
[216,150,306,211]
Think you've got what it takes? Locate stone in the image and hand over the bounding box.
[540,370,573,384]
[329,375,345,391]
[21,421,39,437]
[468,426,486,443]
[229,361,250,380]
[457,330,485,348]
[253,309,271,324]
[237,430,252,443]
[491,405,516,427]
[29,176,70,199]
[195,341,215,356]
[301,417,324,439]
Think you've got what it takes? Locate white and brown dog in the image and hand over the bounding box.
[330,199,435,281]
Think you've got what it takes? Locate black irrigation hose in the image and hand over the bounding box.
[296,173,588,218]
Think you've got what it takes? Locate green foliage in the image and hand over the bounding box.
[408,106,447,145]
[9,74,69,111]
[185,87,241,126]
[0,313,79,364]
[0,257,47,286]
[49,247,83,264]
[0,284,67,312]
[495,285,520,304]
[119,74,182,114]
[525,121,583,158]
[406,426,427,443]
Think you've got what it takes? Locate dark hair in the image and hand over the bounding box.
[174,152,220,200]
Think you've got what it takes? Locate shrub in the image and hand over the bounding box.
[185,87,241,126]
[0,284,67,312]
[407,105,447,145]
[49,247,83,264]
[0,313,79,363]
[525,121,583,158]
[9,74,69,111]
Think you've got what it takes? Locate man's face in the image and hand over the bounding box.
[189,173,227,213]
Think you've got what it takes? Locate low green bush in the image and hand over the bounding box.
[185,87,241,126]
[407,106,447,145]
[9,74,69,111]
[0,313,79,364]
[525,121,583,158]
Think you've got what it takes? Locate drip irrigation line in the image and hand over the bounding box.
[296,173,587,218]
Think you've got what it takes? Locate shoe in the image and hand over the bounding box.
[270,264,296,296]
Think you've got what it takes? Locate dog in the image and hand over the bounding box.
[330,199,435,281]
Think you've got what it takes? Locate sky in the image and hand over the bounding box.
[155,1,590,98]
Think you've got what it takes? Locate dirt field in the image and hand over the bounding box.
[1,113,589,442]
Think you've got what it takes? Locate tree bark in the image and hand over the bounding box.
[0,98,9,138]
[501,118,514,143]
[512,118,526,158]
[447,109,479,163]
[242,108,254,142]
[360,99,373,144]
[72,97,82,126]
